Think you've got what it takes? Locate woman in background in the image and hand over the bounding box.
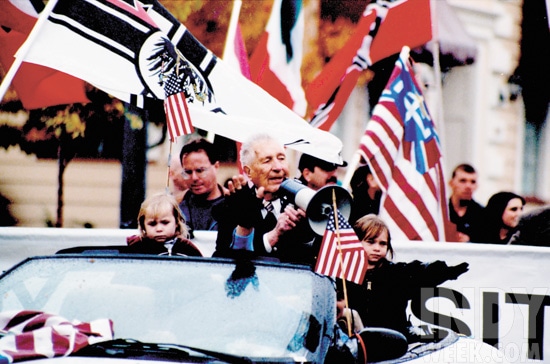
[479,191,525,244]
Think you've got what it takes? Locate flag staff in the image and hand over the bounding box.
[342,45,413,191]
[166,141,174,193]
[332,189,352,338]
[0,0,60,104]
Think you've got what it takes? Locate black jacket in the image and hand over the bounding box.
[213,184,320,266]
[126,236,202,257]
[338,259,468,338]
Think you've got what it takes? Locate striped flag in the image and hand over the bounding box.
[0,0,89,109]
[249,0,307,116]
[0,310,113,362]
[306,0,432,131]
[163,72,194,140]
[358,47,448,241]
[16,0,344,165]
[315,210,367,284]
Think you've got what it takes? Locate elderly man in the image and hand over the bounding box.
[213,133,319,266]
[178,138,226,235]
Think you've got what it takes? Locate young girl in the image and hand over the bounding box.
[337,214,468,342]
[126,193,202,257]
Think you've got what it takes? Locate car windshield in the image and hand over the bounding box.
[0,255,335,362]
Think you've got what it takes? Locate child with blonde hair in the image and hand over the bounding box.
[126,193,202,256]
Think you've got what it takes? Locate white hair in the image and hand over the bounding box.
[239,133,282,168]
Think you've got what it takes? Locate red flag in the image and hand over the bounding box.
[0,310,113,362]
[249,0,306,116]
[163,74,194,141]
[0,0,89,109]
[306,0,432,131]
[315,210,368,284]
[358,47,449,241]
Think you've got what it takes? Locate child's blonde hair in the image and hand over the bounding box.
[354,214,394,260]
[137,193,189,240]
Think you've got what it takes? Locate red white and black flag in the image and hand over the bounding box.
[0,0,89,109]
[306,0,432,131]
[14,0,344,165]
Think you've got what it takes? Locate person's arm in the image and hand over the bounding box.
[230,226,254,251]
[404,260,469,288]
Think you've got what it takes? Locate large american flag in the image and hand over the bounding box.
[163,72,194,141]
[0,310,113,362]
[315,210,367,284]
[358,48,449,241]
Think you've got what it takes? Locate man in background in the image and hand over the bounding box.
[179,138,226,235]
[297,153,346,191]
[448,163,484,242]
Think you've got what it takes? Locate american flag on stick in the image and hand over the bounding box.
[315,209,367,284]
[163,67,194,141]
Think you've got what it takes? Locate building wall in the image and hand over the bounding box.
[445,0,525,204]
[0,146,238,228]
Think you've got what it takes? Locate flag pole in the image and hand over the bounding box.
[341,151,363,190]
[166,141,174,194]
[332,189,352,337]
[0,0,60,104]
[223,0,243,61]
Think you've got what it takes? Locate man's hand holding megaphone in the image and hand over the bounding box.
[225,175,306,248]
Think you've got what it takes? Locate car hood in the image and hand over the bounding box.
[22,358,222,364]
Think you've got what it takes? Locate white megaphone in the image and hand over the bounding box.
[279,179,353,236]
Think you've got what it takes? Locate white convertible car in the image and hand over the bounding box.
[0,250,508,363]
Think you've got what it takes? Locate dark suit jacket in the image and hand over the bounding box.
[213,185,320,267]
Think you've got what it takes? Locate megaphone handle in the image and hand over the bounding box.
[332,189,352,337]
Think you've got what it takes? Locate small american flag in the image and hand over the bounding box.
[0,310,113,362]
[163,72,194,141]
[315,210,368,284]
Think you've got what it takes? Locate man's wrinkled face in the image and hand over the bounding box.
[245,140,289,194]
[449,170,477,201]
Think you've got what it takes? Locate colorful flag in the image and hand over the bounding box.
[222,0,250,80]
[0,0,89,109]
[358,47,448,241]
[17,0,344,165]
[163,72,194,140]
[249,0,307,116]
[306,0,432,131]
[0,310,113,362]
[222,0,249,173]
[315,210,367,284]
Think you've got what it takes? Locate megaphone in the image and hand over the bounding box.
[279,179,353,236]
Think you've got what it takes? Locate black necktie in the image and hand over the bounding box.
[263,200,277,228]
